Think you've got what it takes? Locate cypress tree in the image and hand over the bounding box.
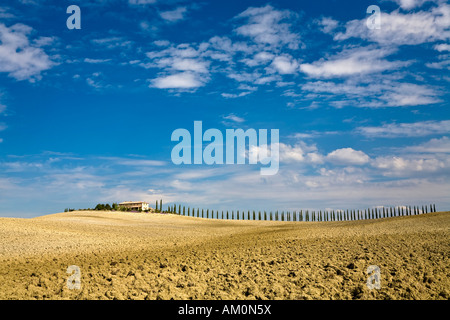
[160,199,163,212]
[300,210,303,222]
[433,204,436,212]
[258,211,261,221]
[253,210,256,220]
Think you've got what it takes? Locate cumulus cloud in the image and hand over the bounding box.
[0,23,55,81]
[151,72,204,89]
[269,55,299,74]
[335,3,450,45]
[316,16,339,34]
[327,148,370,165]
[145,43,211,90]
[434,43,450,51]
[372,155,450,176]
[234,4,301,50]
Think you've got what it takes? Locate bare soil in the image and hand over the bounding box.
[0,211,448,300]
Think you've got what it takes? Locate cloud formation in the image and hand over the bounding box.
[0,23,55,81]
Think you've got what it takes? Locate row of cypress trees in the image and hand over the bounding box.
[165,204,437,221]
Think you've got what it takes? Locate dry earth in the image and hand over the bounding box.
[0,211,448,300]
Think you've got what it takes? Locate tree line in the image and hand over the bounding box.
[65,201,438,222]
[165,203,437,221]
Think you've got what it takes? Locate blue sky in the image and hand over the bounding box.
[0,0,449,217]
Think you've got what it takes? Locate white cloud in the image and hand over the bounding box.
[372,155,449,176]
[278,141,323,164]
[0,23,55,81]
[84,58,112,64]
[145,43,211,90]
[316,16,339,34]
[241,51,274,67]
[222,114,245,123]
[270,55,299,74]
[327,148,370,165]
[154,40,170,47]
[391,0,433,10]
[221,92,252,98]
[434,43,450,51]
[90,37,132,49]
[234,5,301,50]
[300,47,403,78]
[335,3,450,46]
[301,79,440,107]
[403,136,450,153]
[151,72,204,89]
[160,7,187,22]
[357,120,450,137]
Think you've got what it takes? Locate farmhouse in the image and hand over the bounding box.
[118,201,150,211]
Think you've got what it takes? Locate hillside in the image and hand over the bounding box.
[0,210,448,299]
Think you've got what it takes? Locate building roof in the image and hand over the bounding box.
[119,201,149,205]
